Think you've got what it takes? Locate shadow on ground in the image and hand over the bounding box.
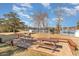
[0,44,26,56]
[0,44,9,48]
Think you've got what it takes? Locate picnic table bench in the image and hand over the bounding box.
[35,38,63,52]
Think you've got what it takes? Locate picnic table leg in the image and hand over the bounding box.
[52,42,58,52]
[11,40,14,46]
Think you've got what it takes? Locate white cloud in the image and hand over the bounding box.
[60,5,79,16]
[13,5,26,12]
[75,5,79,12]
[71,3,79,5]
[52,18,63,22]
[41,3,51,9]
[13,5,21,11]
[62,7,76,16]
[52,18,57,21]
[17,12,32,19]
[12,4,33,20]
[41,3,50,7]
[20,3,32,8]
[61,6,79,16]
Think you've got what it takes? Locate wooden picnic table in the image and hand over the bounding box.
[34,38,63,52]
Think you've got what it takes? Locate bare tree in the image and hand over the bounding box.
[54,6,64,34]
[32,11,48,32]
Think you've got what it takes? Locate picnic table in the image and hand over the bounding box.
[35,38,63,52]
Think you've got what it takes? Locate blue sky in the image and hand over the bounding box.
[0,3,79,27]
